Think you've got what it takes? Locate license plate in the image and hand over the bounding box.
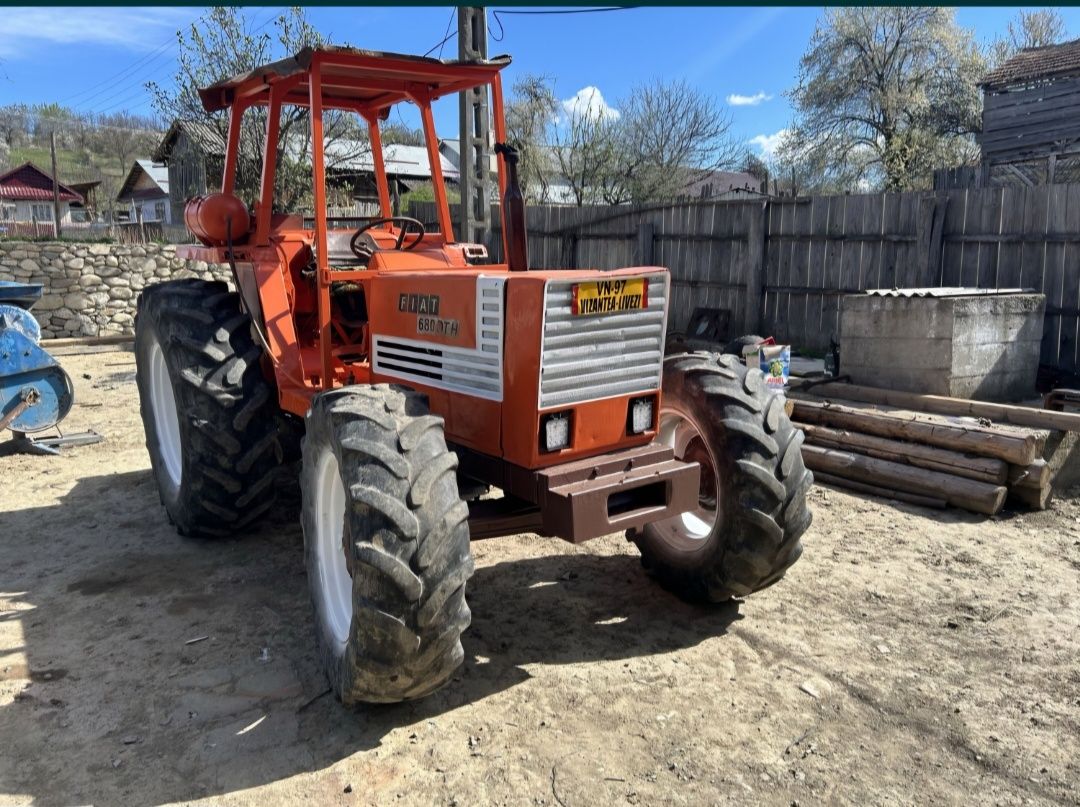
[571,277,648,316]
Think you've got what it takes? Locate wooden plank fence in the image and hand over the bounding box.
[411,185,1080,373]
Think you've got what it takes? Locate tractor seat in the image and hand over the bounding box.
[326,230,367,267]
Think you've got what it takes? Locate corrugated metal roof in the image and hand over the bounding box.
[153,119,228,161]
[136,159,169,190]
[318,141,460,181]
[0,162,83,203]
[116,159,169,203]
[439,138,499,174]
[154,119,459,182]
[865,287,1031,298]
[981,37,1080,89]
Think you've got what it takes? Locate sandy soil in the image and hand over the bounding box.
[1,348,1078,807]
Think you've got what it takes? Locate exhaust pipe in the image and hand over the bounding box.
[495,142,528,271]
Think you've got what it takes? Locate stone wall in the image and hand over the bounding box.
[0,241,228,338]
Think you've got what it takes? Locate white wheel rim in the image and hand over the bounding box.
[314,447,352,648]
[147,338,183,488]
[653,407,718,545]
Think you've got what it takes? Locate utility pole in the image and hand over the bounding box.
[49,131,62,239]
[457,6,492,246]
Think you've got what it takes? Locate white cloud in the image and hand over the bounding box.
[749,128,790,160]
[0,7,190,57]
[727,91,773,107]
[561,86,620,122]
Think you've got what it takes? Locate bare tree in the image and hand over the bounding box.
[742,151,770,188]
[149,7,367,212]
[93,112,159,175]
[990,9,1068,66]
[504,75,737,205]
[380,122,424,147]
[608,80,738,203]
[785,7,985,192]
[551,87,620,207]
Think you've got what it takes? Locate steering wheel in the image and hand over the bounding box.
[349,217,426,259]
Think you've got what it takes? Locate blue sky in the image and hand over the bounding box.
[2,5,1080,160]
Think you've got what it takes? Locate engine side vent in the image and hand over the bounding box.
[372,275,505,401]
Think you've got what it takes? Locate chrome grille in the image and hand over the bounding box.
[539,274,668,409]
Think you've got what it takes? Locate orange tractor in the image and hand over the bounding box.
[134,47,812,704]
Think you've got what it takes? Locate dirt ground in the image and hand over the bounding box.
[1,347,1078,807]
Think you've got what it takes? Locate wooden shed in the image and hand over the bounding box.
[152,120,226,225]
[978,38,1080,186]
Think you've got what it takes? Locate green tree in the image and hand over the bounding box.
[505,74,560,203]
[784,7,985,192]
[149,7,367,211]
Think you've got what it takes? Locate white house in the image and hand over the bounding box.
[0,162,84,227]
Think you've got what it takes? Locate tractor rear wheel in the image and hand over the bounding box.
[301,385,474,704]
[631,351,812,602]
[135,279,284,537]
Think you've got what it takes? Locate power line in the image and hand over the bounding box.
[58,31,182,106]
[96,85,165,117]
[493,6,634,12]
[64,41,175,108]
[490,6,634,41]
[425,9,458,58]
[64,7,283,117]
[72,52,177,113]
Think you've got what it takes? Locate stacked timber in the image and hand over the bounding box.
[787,381,1080,515]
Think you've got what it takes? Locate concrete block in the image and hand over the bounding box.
[841,336,953,372]
[840,292,1045,401]
[840,296,955,341]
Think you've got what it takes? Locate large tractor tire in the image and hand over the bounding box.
[300,385,474,704]
[135,279,284,537]
[632,351,812,602]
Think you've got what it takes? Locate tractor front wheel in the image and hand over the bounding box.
[135,279,284,537]
[632,352,812,602]
[301,385,474,704]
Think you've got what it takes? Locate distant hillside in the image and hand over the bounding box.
[0,104,163,211]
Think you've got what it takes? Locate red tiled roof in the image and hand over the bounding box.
[0,162,83,203]
[982,37,1080,89]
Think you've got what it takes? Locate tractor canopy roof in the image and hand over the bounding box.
[197,46,511,115]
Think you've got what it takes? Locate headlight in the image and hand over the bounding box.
[542,413,570,451]
[629,397,654,434]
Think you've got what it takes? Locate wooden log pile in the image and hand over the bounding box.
[788,381,1080,515]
